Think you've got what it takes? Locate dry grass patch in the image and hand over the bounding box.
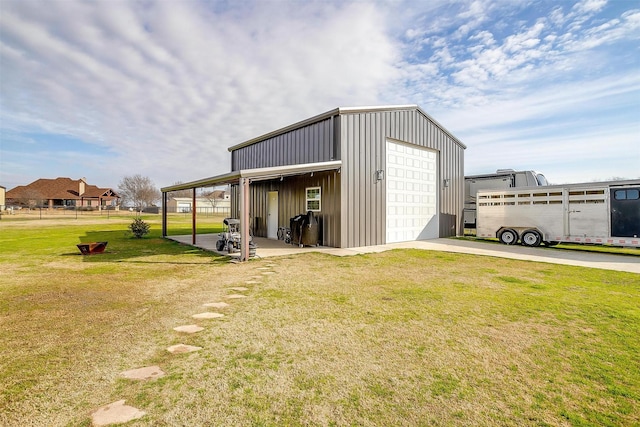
[1,220,639,426]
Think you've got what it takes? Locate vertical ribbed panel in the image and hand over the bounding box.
[232,171,341,248]
[230,106,464,249]
[340,109,465,247]
[231,118,335,170]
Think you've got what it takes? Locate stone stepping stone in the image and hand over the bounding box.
[120,366,165,381]
[226,294,247,299]
[230,286,249,291]
[192,312,224,319]
[203,302,229,309]
[91,400,146,426]
[173,325,205,333]
[245,280,260,284]
[257,267,271,270]
[167,344,202,354]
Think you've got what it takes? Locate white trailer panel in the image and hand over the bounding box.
[464,169,548,228]
[476,180,640,247]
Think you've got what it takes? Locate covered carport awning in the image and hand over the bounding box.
[161,160,342,261]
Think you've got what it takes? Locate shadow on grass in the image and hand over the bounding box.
[66,229,229,264]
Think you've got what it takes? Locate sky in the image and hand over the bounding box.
[1,0,639,192]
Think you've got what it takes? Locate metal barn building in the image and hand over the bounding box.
[162,105,466,259]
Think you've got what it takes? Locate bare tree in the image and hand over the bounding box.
[169,182,194,198]
[118,175,161,212]
[200,188,220,213]
[20,189,46,209]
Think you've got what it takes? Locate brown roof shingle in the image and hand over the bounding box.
[7,178,119,201]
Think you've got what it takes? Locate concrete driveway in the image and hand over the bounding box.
[168,234,639,274]
[363,239,640,274]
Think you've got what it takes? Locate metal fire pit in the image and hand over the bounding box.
[77,242,108,255]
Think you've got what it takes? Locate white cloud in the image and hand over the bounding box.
[572,0,608,15]
[0,0,638,190]
[0,0,401,187]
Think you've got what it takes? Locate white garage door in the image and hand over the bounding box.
[386,140,438,243]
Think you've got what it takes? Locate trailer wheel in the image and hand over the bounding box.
[521,229,542,247]
[498,228,519,245]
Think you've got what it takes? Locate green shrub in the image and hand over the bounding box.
[128,218,150,238]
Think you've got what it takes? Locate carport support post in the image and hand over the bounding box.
[192,188,197,245]
[239,177,250,261]
[162,192,167,237]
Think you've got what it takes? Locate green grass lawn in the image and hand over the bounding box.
[1,218,638,426]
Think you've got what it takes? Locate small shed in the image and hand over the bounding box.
[162,105,466,259]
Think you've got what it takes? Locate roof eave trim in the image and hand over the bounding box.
[413,106,467,150]
[161,171,241,192]
[161,160,342,193]
[227,105,420,152]
[227,104,466,152]
[240,160,342,182]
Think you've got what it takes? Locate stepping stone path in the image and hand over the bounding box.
[173,324,205,333]
[167,344,202,354]
[91,400,146,426]
[92,264,277,424]
[192,312,225,319]
[120,366,165,381]
[203,302,229,308]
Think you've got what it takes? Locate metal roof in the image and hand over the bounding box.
[227,105,466,152]
[161,160,342,193]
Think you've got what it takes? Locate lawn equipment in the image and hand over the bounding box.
[216,218,257,256]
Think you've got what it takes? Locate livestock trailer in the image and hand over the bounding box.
[476,179,640,247]
[464,169,548,228]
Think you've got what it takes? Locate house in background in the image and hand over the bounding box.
[6,177,119,209]
[166,190,231,214]
[162,105,466,259]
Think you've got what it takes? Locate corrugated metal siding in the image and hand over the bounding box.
[339,109,464,247]
[231,118,336,170]
[231,171,341,248]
